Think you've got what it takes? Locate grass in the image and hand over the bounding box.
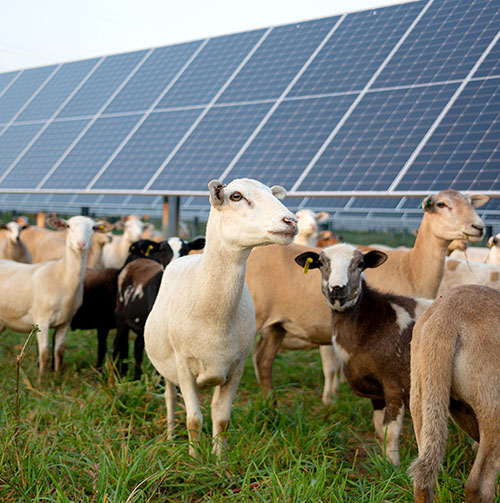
[0,327,485,503]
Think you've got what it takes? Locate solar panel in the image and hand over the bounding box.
[0,0,498,229]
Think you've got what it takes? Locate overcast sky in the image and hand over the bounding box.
[0,0,411,73]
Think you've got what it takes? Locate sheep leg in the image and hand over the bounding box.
[164,380,177,441]
[319,344,340,405]
[113,319,129,376]
[35,323,51,385]
[96,327,109,369]
[176,363,202,458]
[133,330,144,381]
[211,361,245,458]
[372,396,404,465]
[382,401,405,466]
[252,324,286,399]
[465,435,500,503]
[53,324,69,373]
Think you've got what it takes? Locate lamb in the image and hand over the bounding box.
[248,189,488,405]
[0,221,32,263]
[144,178,297,457]
[0,216,111,383]
[410,284,500,503]
[294,209,329,247]
[295,244,432,465]
[114,236,206,379]
[449,233,500,264]
[101,215,144,269]
[33,228,113,269]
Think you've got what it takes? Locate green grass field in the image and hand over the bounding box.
[0,324,483,503]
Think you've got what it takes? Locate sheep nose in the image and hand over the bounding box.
[283,216,298,233]
[472,223,484,236]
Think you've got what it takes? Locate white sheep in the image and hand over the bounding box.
[294,209,329,247]
[410,284,500,503]
[101,215,144,269]
[438,257,500,294]
[0,221,32,263]
[0,216,111,383]
[144,178,298,457]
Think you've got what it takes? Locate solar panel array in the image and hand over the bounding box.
[0,0,499,228]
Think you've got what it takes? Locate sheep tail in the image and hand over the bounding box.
[409,311,458,490]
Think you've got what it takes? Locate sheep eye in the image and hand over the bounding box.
[230,192,243,202]
[436,202,447,208]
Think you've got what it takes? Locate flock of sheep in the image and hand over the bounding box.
[0,178,499,502]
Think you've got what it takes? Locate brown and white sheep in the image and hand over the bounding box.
[410,284,500,503]
[294,209,329,247]
[295,244,432,465]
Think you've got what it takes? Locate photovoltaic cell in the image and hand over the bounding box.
[104,41,202,114]
[41,115,140,189]
[374,0,500,88]
[0,124,44,174]
[395,78,500,192]
[0,65,57,123]
[156,30,266,109]
[0,119,89,189]
[16,59,99,122]
[289,2,425,96]
[149,102,273,192]
[297,83,459,192]
[474,38,500,78]
[0,71,19,96]
[91,109,202,190]
[228,95,357,189]
[217,17,338,103]
[58,50,148,118]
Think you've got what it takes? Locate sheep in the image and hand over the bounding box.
[449,232,500,264]
[33,228,113,269]
[316,230,341,248]
[294,209,329,247]
[295,244,432,465]
[114,236,206,379]
[437,258,500,295]
[0,221,32,263]
[101,215,144,269]
[144,178,298,457]
[0,216,111,383]
[409,284,500,503]
[248,189,488,405]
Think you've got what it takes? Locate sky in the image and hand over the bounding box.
[0,0,413,73]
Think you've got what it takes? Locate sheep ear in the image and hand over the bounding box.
[294,251,321,270]
[316,211,329,223]
[362,250,387,269]
[187,236,206,251]
[488,236,498,248]
[469,194,489,209]
[47,216,68,230]
[208,180,226,207]
[271,185,287,201]
[93,220,113,233]
[421,195,435,212]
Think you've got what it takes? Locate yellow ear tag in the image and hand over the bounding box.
[303,257,313,274]
[145,244,154,257]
